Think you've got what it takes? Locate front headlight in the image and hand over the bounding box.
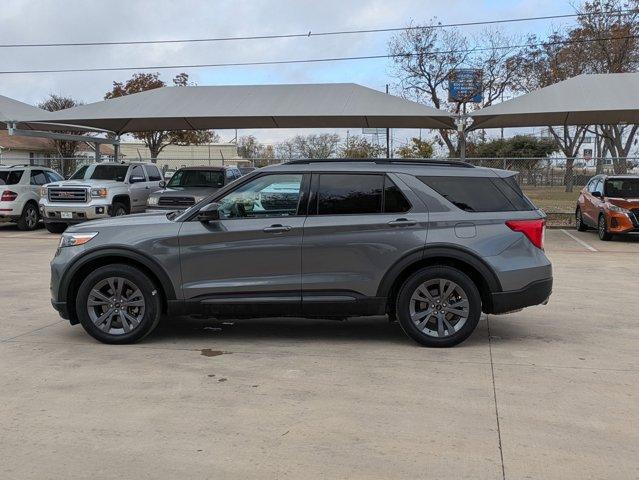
[91,188,108,198]
[607,203,629,213]
[39,187,47,197]
[148,196,159,206]
[58,232,98,248]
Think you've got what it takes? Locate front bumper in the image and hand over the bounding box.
[488,277,553,314]
[608,211,639,234]
[40,201,111,223]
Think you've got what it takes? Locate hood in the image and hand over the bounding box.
[46,179,122,188]
[151,186,220,201]
[606,197,639,209]
[67,211,172,232]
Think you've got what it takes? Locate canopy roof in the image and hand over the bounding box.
[0,94,54,130]
[469,73,639,129]
[17,83,456,133]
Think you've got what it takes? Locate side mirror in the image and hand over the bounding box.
[592,191,602,198]
[130,175,145,184]
[197,202,221,222]
[159,180,166,188]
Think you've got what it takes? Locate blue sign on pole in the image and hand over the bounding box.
[448,69,483,103]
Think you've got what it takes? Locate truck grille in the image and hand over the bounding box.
[158,196,195,207]
[48,188,88,203]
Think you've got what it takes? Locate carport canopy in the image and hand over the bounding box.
[0,94,54,130]
[15,83,456,133]
[469,73,639,129]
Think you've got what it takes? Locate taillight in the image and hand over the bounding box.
[1,190,18,202]
[506,219,545,249]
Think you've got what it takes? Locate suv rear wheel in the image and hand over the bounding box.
[396,266,482,347]
[17,202,39,231]
[75,264,161,344]
[575,207,588,231]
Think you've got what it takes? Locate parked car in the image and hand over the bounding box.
[576,174,639,240]
[0,165,64,230]
[147,165,242,211]
[50,159,552,347]
[39,161,162,233]
[238,166,257,175]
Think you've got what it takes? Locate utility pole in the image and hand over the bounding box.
[385,84,391,159]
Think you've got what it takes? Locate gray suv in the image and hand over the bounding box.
[50,159,552,347]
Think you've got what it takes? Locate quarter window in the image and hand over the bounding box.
[45,171,63,183]
[217,174,303,219]
[420,176,534,212]
[144,165,162,181]
[317,174,383,215]
[384,177,411,213]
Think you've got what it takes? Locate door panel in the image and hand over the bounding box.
[177,172,308,315]
[301,173,428,305]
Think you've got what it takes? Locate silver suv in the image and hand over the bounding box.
[50,159,552,347]
[0,165,64,230]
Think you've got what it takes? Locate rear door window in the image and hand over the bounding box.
[30,170,48,185]
[316,174,383,215]
[419,176,534,212]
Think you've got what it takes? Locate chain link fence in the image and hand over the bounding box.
[2,155,637,216]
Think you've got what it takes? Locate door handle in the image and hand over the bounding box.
[263,224,292,233]
[388,218,417,227]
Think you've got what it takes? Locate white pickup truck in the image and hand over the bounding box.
[39,162,162,233]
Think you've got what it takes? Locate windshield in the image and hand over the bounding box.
[604,178,639,198]
[70,164,129,182]
[0,170,24,185]
[167,169,224,188]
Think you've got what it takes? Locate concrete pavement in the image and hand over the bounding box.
[0,224,637,479]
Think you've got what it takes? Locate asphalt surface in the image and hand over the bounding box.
[0,223,637,479]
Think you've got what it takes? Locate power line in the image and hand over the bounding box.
[1,33,637,75]
[0,10,637,49]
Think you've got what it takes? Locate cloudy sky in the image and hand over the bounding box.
[0,0,578,146]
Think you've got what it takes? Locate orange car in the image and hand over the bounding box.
[576,174,639,240]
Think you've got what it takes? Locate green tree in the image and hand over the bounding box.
[105,73,217,160]
[475,135,557,177]
[396,137,434,158]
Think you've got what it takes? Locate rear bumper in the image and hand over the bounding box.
[488,277,553,314]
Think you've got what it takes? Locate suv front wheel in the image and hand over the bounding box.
[396,266,482,347]
[75,264,162,344]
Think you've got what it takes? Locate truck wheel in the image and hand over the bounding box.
[75,264,162,344]
[45,222,67,234]
[17,202,39,231]
[396,266,482,348]
[111,202,128,217]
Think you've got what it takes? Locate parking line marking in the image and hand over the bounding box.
[560,229,598,252]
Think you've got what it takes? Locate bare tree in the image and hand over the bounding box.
[38,94,84,177]
[105,73,217,160]
[389,22,525,156]
[340,135,384,158]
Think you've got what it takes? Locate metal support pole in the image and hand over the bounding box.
[94,142,100,162]
[113,135,120,161]
[385,84,391,159]
[456,113,467,161]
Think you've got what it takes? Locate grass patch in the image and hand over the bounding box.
[522,186,580,214]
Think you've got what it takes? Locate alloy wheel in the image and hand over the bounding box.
[409,278,470,338]
[25,206,38,229]
[86,277,146,335]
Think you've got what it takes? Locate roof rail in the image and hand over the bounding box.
[284,158,475,168]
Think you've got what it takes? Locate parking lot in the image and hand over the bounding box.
[0,224,637,480]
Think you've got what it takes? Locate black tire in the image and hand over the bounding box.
[45,222,67,234]
[16,202,40,231]
[75,264,162,344]
[575,207,588,232]
[111,201,128,217]
[598,214,613,241]
[396,266,482,348]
